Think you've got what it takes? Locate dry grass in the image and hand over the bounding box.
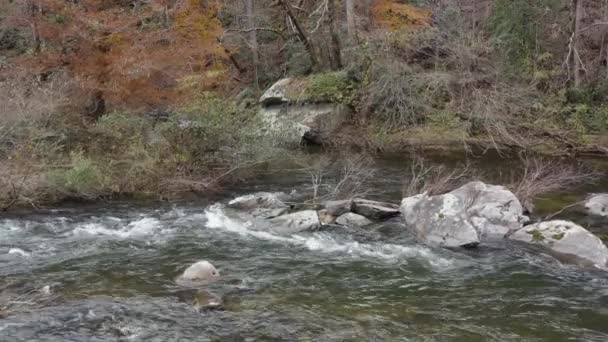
[508,156,601,212]
[402,157,474,197]
[296,154,376,203]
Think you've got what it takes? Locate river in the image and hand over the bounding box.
[1,153,608,341]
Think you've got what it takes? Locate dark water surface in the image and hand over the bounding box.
[1,154,608,341]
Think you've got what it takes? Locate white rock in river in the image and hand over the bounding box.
[336,212,373,227]
[585,194,608,217]
[268,210,321,235]
[510,220,608,268]
[176,260,220,286]
[400,181,528,248]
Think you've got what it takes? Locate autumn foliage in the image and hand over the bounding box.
[372,0,432,30]
[4,0,232,113]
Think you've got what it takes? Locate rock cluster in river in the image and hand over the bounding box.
[227,184,608,270]
[226,192,398,235]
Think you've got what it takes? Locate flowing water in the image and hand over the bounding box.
[1,154,608,341]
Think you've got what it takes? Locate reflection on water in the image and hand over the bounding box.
[1,155,608,341]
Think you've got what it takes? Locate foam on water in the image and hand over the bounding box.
[8,248,30,257]
[72,217,163,238]
[204,205,455,268]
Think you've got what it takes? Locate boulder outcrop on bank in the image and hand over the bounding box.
[400,181,528,248]
[258,78,351,145]
[510,220,608,268]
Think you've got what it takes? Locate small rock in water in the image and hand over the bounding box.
[585,194,608,217]
[176,261,220,286]
[352,199,400,220]
[318,209,336,225]
[510,220,608,268]
[336,212,372,227]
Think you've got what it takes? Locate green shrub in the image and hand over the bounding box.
[50,152,103,198]
[304,71,357,105]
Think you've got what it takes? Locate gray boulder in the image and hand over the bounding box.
[268,210,321,235]
[336,212,373,227]
[585,194,608,217]
[510,220,608,268]
[228,192,289,219]
[352,199,400,220]
[322,200,353,216]
[400,181,528,248]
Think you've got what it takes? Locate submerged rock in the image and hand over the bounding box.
[175,289,224,311]
[336,212,372,227]
[176,261,220,287]
[400,181,528,248]
[585,194,608,217]
[268,210,321,235]
[352,199,400,220]
[510,220,608,268]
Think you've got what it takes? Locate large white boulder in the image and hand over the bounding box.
[400,181,528,248]
[510,220,608,268]
[176,260,220,286]
[585,194,608,217]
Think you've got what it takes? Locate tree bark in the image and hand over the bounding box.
[277,0,318,69]
[345,0,357,44]
[573,0,584,88]
[246,0,260,90]
[327,0,342,70]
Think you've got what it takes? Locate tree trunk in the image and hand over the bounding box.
[327,0,342,70]
[573,0,584,88]
[277,0,318,70]
[246,0,260,90]
[345,0,357,44]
